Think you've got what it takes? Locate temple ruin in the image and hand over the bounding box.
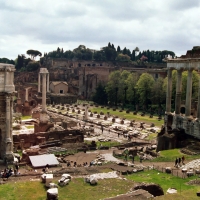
[0,63,16,162]
[165,46,200,139]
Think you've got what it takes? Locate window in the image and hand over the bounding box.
[60,90,63,94]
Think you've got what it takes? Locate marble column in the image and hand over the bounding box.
[25,88,28,101]
[47,73,49,92]
[185,68,193,117]
[197,76,200,119]
[5,95,12,154]
[42,73,47,112]
[175,69,182,115]
[166,68,172,113]
[38,73,41,92]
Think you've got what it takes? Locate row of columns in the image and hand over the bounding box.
[166,63,200,119]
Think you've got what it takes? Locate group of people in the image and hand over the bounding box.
[174,156,185,167]
[0,163,20,180]
[66,161,89,167]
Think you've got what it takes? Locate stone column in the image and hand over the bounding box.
[166,68,172,113]
[197,76,200,119]
[185,68,193,117]
[38,73,41,92]
[5,95,12,153]
[47,73,49,92]
[42,73,47,112]
[175,69,183,115]
[25,88,28,101]
[6,95,11,139]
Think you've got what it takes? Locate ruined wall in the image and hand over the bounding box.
[48,93,77,104]
[13,129,84,149]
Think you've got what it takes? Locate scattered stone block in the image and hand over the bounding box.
[47,188,58,200]
[165,167,171,174]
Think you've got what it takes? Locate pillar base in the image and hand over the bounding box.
[39,110,49,124]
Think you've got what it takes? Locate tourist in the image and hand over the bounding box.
[15,163,19,172]
[182,156,185,165]
[174,158,178,167]
[178,157,181,167]
[101,125,104,133]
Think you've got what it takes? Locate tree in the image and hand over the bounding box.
[108,42,112,48]
[117,46,121,52]
[103,47,117,61]
[122,47,127,55]
[131,50,136,61]
[26,61,40,71]
[151,77,166,110]
[15,54,26,71]
[126,73,139,106]
[92,83,108,105]
[26,49,42,60]
[106,71,121,105]
[94,50,106,61]
[116,54,131,62]
[119,70,131,105]
[137,73,155,110]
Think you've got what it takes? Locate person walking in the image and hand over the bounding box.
[178,157,181,167]
[174,158,178,167]
[101,125,104,134]
[182,156,185,165]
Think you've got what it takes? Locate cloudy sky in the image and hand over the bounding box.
[0,0,200,60]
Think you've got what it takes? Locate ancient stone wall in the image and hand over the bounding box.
[13,129,84,149]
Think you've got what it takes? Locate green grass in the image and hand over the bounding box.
[0,178,134,200]
[25,125,34,129]
[152,149,200,162]
[146,133,157,141]
[114,148,200,163]
[84,140,121,148]
[126,169,198,193]
[21,116,32,120]
[91,107,164,127]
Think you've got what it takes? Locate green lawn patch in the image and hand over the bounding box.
[0,178,133,200]
[126,169,197,193]
[152,149,200,162]
[91,107,164,127]
[21,116,32,120]
[25,125,34,129]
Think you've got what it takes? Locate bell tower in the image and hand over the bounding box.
[0,63,15,162]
